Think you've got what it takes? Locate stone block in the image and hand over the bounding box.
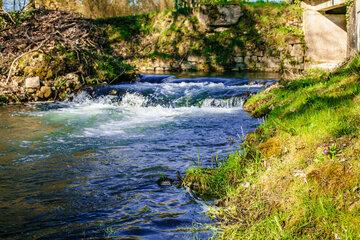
[187,55,207,63]
[236,63,246,69]
[290,44,304,62]
[255,51,264,57]
[197,4,243,28]
[234,56,244,63]
[214,27,228,32]
[256,62,263,69]
[251,55,258,61]
[264,57,281,70]
[25,76,40,89]
[40,86,52,99]
[244,56,251,65]
[181,62,196,71]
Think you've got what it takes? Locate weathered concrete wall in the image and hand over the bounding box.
[358,0,360,51]
[302,2,347,69]
[348,2,357,56]
[348,0,360,56]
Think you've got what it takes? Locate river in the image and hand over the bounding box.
[0,73,277,239]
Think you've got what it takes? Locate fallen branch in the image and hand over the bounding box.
[5,35,51,84]
[0,10,16,25]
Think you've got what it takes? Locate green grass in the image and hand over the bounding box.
[184,54,360,239]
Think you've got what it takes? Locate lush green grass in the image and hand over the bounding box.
[184,54,360,239]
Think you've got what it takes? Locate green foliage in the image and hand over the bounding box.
[0,10,34,31]
[184,142,262,199]
[96,14,154,41]
[53,45,134,83]
[0,95,9,104]
[93,54,134,82]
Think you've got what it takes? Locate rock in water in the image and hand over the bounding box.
[156,175,174,186]
[109,90,118,95]
[25,77,40,89]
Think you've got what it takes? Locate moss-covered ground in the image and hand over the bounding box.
[184,55,360,239]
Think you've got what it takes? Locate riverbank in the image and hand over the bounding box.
[0,9,135,104]
[184,54,360,239]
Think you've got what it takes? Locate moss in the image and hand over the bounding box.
[96,14,155,41]
[93,54,134,82]
[258,137,282,158]
[0,95,9,104]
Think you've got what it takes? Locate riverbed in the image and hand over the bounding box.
[0,73,277,239]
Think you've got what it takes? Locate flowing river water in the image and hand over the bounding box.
[0,73,277,239]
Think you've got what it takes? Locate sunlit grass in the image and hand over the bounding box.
[184,54,360,239]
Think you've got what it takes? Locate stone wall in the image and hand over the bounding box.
[122,4,306,74]
[32,3,305,74]
[132,43,305,73]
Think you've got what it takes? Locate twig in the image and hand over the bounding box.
[109,69,126,85]
[25,28,38,46]
[6,35,51,84]
[0,10,16,24]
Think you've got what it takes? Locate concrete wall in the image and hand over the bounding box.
[355,0,360,52]
[348,2,357,56]
[302,2,348,69]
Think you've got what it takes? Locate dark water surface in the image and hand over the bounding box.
[0,73,277,239]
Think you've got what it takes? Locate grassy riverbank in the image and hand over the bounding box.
[184,55,360,239]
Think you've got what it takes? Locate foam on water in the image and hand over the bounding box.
[27,77,262,137]
[201,97,244,108]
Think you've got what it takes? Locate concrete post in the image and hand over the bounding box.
[357,0,360,51]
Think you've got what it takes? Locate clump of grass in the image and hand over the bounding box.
[184,54,360,239]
